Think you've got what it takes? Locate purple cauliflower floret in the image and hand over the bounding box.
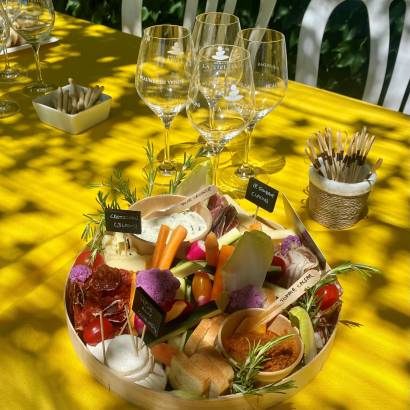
[226,284,264,313]
[69,264,92,283]
[136,268,180,308]
[281,235,302,257]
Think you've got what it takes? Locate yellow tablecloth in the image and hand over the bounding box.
[0,13,409,410]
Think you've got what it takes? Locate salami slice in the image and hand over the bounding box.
[90,264,121,292]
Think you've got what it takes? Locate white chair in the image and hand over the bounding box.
[295,0,410,114]
[121,0,277,38]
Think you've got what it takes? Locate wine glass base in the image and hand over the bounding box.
[235,164,257,179]
[0,67,24,82]
[143,160,182,188]
[0,99,20,118]
[23,82,56,97]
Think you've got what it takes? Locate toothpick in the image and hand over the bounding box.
[99,311,106,365]
[140,325,147,349]
[124,305,138,355]
[366,158,383,179]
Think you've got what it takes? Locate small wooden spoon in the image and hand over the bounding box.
[144,185,217,220]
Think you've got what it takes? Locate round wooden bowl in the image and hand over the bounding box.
[128,194,212,257]
[65,272,338,409]
[217,309,304,384]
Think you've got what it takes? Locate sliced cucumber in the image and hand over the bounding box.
[288,306,317,364]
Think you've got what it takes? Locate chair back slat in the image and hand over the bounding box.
[362,0,393,105]
[383,0,410,114]
[121,0,143,37]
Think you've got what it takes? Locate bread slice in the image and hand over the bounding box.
[196,315,225,351]
[184,318,213,356]
[197,347,234,382]
[190,352,230,398]
[169,352,209,396]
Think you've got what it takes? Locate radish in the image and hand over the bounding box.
[186,240,206,261]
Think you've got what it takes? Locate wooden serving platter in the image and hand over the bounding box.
[64,193,338,409]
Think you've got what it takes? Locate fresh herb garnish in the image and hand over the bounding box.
[143,141,157,197]
[298,262,380,327]
[168,146,208,194]
[231,334,296,395]
[81,170,137,264]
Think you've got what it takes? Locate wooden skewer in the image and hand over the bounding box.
[140,325,147,349]
[366,158,383,179]
[99,311,107,365]
[124,305,139,355]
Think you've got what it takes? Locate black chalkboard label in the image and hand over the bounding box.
[245,177,278,212]
[132,287,165,337]
[105,209,141,234]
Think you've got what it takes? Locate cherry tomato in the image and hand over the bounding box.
[134,315,145,336]
[83,317,115,345]
[271,256,287,273]
[75,249,105,271]
[315,283,339,310]
[192,272,212,303]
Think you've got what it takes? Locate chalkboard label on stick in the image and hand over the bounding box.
[132,287,165,337]
[245,177,279,212]
[105,209,141,234]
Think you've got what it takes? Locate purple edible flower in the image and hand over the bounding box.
[226,284,264,313]
[136,268,180,308]
[281,235,302,256]
[69,264,92,283]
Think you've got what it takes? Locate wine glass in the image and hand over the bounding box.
[1,0,55,96]
[135,24,193,177]
[186,44,255,185]
[234,28,288,179]
[0,3,22,82]
[192,12,241,157]
[192,12,241,52]
[0,7,19,117]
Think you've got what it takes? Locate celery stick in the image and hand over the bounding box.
[218,227,241,247]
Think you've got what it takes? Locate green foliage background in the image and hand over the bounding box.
[53,0,406,104]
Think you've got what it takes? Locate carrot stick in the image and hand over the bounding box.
[211,245,234,302]
[205,231,219,267]
[158,225,188,270]
[151,224,170,268]
[248,221,262,231]
[129,271,137,328]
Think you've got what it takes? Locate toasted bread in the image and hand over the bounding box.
[190,352,230,398]
[169,352,209,396]
[197,315,225,351]
[197,347,234,382]
[184,318,213,356]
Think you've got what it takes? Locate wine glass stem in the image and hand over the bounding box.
[242,126,253,167]
[31,43,44,84]
[2,41,10,70]
[211,149,220,185]
[163,123,171,164]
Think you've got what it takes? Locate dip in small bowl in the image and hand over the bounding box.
[128,194,212,257]
[218,308,304,384]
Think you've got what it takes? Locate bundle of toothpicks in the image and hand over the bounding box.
[305,127,383,183]
[54,78,104,114]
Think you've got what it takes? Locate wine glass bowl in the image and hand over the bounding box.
[136,24,193,177]
[234,28,288,180]
[1,0,55,96]
[192,12,241,52]
[187,44,255,185]
[0,7,19,117]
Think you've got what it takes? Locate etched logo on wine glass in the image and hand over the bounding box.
[224,85,243,101]
[212,46,229,61]
[168,42,184,56]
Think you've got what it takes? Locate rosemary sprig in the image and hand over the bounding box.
[168,146,208,194]
[231,334,296,395]
[298,262,381,327]
[81,191,120,264]
[143,141,157,197]
[88,169,137,205]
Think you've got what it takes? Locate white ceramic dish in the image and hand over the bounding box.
[32,84,112,134]
[1,36,59,55]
